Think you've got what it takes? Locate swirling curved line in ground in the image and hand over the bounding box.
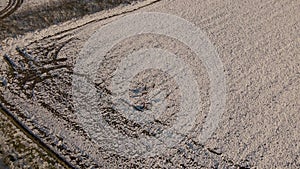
[0,0,23,19]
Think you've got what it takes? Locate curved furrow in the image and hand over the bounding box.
[0,0,23,19]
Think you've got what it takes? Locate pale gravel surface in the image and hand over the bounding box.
[0,0,299,168]
[143,0,300,168]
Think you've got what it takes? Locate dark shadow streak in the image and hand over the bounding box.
[0,101,78,169]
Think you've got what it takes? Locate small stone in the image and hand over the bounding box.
[1,77,7,86]
[57,140,63,146]
[187,142,193,149]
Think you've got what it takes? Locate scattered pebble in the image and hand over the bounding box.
[1,77,7,87]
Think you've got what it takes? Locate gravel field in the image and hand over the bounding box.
[0,0,299,168]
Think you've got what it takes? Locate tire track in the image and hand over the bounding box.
[1,1,163,168]
[0,101,77,169]
[0,0,143,41]
[0,0,23,19]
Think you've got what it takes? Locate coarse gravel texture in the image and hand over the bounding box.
[0,0,299,168]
